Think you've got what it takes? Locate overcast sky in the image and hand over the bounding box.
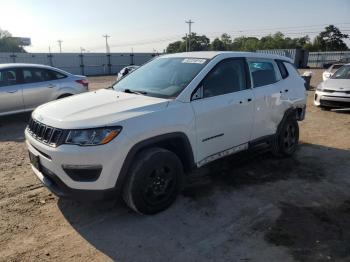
[1,0,349,53]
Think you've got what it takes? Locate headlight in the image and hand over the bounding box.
[65,126,122,146]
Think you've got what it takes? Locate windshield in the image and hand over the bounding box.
[113,57,208,98]
[331,65,350,79]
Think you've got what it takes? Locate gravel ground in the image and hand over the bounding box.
[0,69,350,262]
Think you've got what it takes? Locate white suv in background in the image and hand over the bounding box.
[25,52,307,214]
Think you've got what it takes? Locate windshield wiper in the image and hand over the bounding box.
[124,89,147,95]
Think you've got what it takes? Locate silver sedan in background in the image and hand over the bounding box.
[0,63,88,116]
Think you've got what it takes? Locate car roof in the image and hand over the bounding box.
[0,63,72,75]
[161,51,293,62]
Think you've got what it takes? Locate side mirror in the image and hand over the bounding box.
[191,86,203,101]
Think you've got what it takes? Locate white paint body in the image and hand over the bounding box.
[25,52,307,192]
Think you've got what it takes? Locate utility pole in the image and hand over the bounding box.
[102,34,110,54]
[185,19,194,52]
[80,47,85,55]
[57,40,63,53]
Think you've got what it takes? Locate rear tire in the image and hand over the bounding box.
[122,147,183,215]
[271,115,299,157]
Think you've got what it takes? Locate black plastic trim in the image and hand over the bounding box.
[114,132,195,194]
[38,165,116,200]
[62,165,102,182]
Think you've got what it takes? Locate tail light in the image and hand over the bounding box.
[76,79,89,89]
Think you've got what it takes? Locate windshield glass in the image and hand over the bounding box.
[113,57,208,98]
[331,65,350,79]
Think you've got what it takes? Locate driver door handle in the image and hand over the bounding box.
[47,84,55,88]
[7,90,18,93]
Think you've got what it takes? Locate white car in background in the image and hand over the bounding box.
[315,64,350,109]
[0,64,88,116]
[116,65,139,81]
[322,63,345,81]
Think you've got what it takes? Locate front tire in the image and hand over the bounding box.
[122,147,183,215]
[271,115,299,157]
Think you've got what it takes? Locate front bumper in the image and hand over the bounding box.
[314,90,350,108]
[30,163,116,200]
[25,128,132,195]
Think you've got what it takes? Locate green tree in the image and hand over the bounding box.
[232,36,260,51]
[0,28,26,52]
[185,33,210,51]
[165,25,349,53]
[166,33,210,53]
[210,33,233,51]
[166,41,184,53]
[315,25,349,51]
[210,38,225,51]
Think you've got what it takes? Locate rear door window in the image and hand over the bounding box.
[22,68,53,83]
[0,69,18,87]
[248,60,279,87]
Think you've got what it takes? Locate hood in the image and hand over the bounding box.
[32,89,169,129]
[322,79,350,91]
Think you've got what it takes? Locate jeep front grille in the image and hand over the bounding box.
[27,117,64,147]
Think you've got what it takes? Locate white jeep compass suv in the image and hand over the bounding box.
[25,52,306,214]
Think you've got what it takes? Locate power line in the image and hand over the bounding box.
[185,19,194,51]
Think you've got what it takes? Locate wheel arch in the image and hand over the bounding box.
[115,132,195,194]
[57,93,74,99]
[276,107,301,135]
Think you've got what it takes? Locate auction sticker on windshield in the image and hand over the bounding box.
[182,58,207,64]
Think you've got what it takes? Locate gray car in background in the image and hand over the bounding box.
[0,63,88,116]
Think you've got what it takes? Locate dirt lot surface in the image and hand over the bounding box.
[0,69,350,262]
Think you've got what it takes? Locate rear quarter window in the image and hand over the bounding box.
[48,70,67,80]
[276,60,289,79]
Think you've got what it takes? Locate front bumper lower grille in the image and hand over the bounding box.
[320,99,350,108]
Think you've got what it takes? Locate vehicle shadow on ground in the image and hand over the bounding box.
[58,143,350,262]
[0,113,30,142]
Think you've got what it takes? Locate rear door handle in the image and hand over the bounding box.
[247,98,252,102]
[7,90,18,93]
[47,84,55,88]
[285,89,289,93]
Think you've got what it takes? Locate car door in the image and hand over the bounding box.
[21,67,57,110]
[0,68,24,115]
[191,58,254,164]
[247,58,286,140]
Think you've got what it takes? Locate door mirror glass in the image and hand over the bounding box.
[192,86,203,100]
